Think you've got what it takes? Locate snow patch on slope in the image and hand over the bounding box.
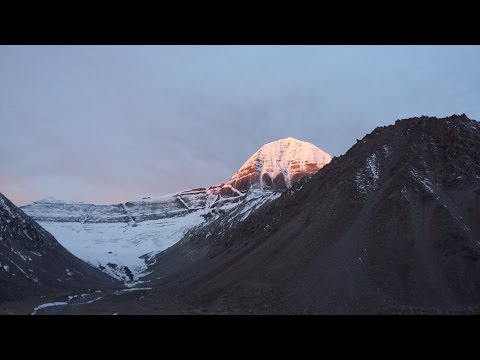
[31,302,68,315]
[382,145,390,158]
[356,153,380,195]
[0,196,15,218]
[410,169,438,199]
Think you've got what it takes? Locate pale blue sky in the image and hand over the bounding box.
[1,45,479,205]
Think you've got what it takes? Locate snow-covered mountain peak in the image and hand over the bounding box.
[224,137,332,193]
[21,138,332,282]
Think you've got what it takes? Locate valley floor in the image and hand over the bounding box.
[2,288,480,315]
[0,289,243,315]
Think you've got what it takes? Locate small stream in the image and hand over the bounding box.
[31,286,153,315]
[31,291,105,315]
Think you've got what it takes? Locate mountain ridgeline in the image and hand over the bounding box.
[142,115,480,314]
[21,138,331,282]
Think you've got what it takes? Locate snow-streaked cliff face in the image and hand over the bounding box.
[224,137,332,193]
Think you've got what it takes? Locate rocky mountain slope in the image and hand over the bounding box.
[0,192,119,303]
[136,114,480,314]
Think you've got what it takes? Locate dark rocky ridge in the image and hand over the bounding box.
[0,193,119,302]
[137,114,480,314]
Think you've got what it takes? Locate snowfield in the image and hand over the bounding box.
[39,210,206,281]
